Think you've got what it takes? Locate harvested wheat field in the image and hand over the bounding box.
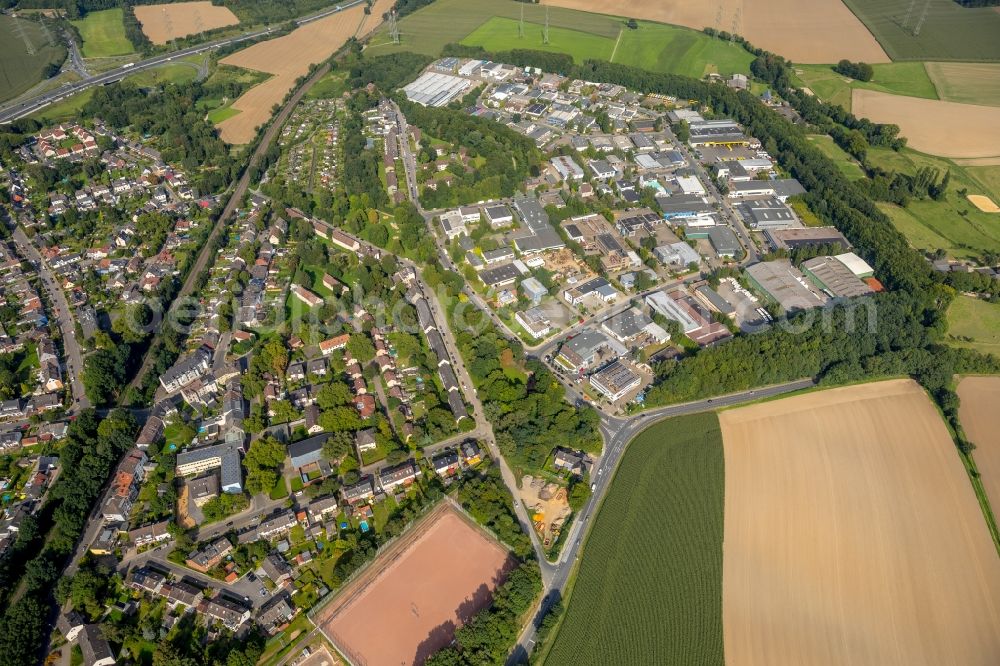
[958,376,1000,513]
[968,194,1000,213]
[134,2,239,44]
[315,503,513,666]
[540,0,887,64]
[217,1,378,144]
[853,89,1000,159]
[720,379,1000,666]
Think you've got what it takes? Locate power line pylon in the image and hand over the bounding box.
[913,0,931,36]
[389,10,400,44]
[519,4,524,38]
[543,6,549,45]
[901,0,917,29]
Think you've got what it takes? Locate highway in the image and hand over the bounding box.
[0,0,367,124]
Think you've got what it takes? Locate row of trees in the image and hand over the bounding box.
[0,409,136,665]
[833,59,874,82]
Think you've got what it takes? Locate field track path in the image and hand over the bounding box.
[609,28,623,62]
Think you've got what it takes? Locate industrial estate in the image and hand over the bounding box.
[1,0,999,665]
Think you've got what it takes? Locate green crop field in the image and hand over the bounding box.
[546,412,724,665]
[866,146,1000,259]
[924,62,1000,107]
[367,0,619,57]
[806,134,866,179]
[840,0,1000,61]
[72,8,134,58]
[368,0,751,77]
[0,15,67,103]
[613,21,753,78]
[794,62,938,111]
[206,106,241,124]
[461,17,615,64]
[947,295,1000,357]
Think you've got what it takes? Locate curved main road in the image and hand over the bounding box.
[0,0,366,124]
[507,377,815,663]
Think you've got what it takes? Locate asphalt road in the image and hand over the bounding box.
[507,377,815,663]
[391,103,552,571]
[11,226,89,411]
[0,0,366,124]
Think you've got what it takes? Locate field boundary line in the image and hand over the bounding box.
[609,27,623,62]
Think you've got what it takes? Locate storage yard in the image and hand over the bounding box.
[315,504,513,666]
[134,2,240,44]
[720,380,1000,666]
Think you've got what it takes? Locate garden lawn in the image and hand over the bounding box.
[71,9,134,58]
[546,412,724,665]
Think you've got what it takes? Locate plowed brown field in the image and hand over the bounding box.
[217,0,391,144]
[540,0,888,64]
[134,2,239,44]
[957,375,1000,512]
[720,379,1000,666]
[853,89,1000,159]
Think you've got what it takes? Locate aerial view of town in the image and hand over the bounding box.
[1,0,1000,664]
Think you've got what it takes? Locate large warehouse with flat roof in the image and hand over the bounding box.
[403,72,471,107]
[744,260,829,312]
[801,256,874,298]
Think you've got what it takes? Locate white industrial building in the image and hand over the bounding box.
[403,72,472,107]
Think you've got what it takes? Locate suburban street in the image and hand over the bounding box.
[10,226,89,411]
[0,0,367,124]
